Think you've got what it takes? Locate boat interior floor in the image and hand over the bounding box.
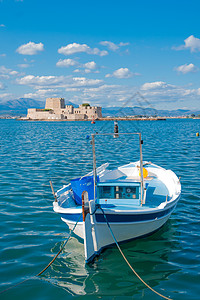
[58,178,171,211]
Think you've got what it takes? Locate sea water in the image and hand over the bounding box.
[0,119,200,300]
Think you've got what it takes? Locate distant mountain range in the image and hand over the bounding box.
[102,106,200,117]
[0,98,199,117]
[0,98,78,116]
[0,98,44,116]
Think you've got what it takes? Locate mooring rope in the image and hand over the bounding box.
[1,204,173,300]
[99,207,172,300]
[36,212,82,276]
[0,213,82,295]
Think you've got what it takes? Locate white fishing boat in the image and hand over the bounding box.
[53,132,181,263]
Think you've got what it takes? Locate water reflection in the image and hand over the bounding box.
[47,221,180,297]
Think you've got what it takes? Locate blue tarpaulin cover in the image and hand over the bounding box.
[71,175,99,205]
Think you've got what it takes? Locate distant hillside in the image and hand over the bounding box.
[0,98,78,116]
[0,98,199,117]
[0,98,44,116]
[102,106,200,117]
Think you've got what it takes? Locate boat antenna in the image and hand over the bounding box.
[91,134,97,201]
[139,133,144,205]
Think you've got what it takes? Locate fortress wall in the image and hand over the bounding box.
[77,105,102,119]
[26,98,102,120]
[66,113,86,120]
[27,109,54,120]
[45,114,64,120]
[65,105,74,114]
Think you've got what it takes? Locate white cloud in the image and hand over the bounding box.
[0,66,18,76]
[16,42,44,55]
[0,82,5,89]
[0,93,12,101]
[141,81,172,90]
[64,84,135,107]
[139,81,200,107]
[100,41,119,51]
[65,87,81,92]
[10,71,18,75]
[12,68,200,109]
[18,64,30,68]
[174,63,198,74]
[106,68,133,78]
[119,42,130,47]
[173,35,200,52]
[73,69,81,73]
[100,41,130,51]
[56,59,99,73]
[16,75,64,86]
[83,61,99,73]
[84,69,92,74]
[16,74,103,89]
[56,58,78,67]
[84,61,97,70]
[68,77,102,88]
[0,74,9,79]
[0,24,5,27]
[24,89,60,99]
[58,43,108,56]
[0,54,6,57]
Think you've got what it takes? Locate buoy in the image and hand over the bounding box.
[139,167,148,178]
[196,132,199,137]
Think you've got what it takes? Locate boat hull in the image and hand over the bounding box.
[59,199,178,247]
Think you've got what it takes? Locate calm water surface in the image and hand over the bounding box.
[0,119,200,300]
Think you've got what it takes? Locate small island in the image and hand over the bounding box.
[18,97,167,121]
[20,98,102,121]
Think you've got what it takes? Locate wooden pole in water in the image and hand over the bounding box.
[50,181,57,202]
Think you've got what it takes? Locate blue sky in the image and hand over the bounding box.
[0,0,200,110]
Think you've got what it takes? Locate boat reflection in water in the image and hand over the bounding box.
[47,220,180,297]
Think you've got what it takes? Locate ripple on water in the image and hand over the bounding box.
[0,119,200,300]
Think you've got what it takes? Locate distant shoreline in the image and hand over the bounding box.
[1,116,200,121]
[16,116,166,121]
[15,116,200,121]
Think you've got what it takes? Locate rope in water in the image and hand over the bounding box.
[36,212,82,276]
[1,205,173,300]
[0,213,82,295]
[99,207,172,300]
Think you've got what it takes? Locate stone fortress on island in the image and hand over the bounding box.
[26,98,102,121]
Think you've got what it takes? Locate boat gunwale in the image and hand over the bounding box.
[53,193,180,215]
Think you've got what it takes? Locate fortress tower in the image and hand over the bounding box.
[45,98,65,113]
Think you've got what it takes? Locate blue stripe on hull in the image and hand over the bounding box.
[60,204,176,224]
[95,205,175,223]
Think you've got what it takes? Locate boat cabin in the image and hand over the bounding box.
[97,182,141,206]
